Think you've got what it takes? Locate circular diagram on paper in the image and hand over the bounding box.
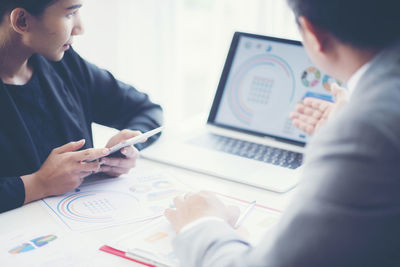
[57,190,140,223]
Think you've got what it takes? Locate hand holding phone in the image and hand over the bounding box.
[87,126,163,162]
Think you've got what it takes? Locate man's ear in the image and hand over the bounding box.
[9,8,31,34]
[298,16,328,53]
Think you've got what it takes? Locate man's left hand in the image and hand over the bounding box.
[99,129,141,177]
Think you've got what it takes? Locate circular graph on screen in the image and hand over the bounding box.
[56,190,139,223]
[322,74,342,91]
[228,54,295,124]
[301,67,321,87]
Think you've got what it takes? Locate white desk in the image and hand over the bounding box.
[0,122,295,266]
[0,158,295,266]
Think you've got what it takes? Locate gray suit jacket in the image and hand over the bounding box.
[173,42,400,267]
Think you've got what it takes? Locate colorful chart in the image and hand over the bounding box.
[322,74,342,91]
[42,173,191,231]
[228,54,295,124]
[301,67,321,87]
[8,243,35,254]
[56,190,139,223]
[31,235,57,247]
[8,235,57,255]
[130,177,181,202]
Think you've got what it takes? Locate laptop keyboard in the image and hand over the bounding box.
[189,133,303,169]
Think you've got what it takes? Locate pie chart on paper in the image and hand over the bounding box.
[8,235,57,254]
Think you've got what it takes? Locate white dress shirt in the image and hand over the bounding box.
[346,61,372,98]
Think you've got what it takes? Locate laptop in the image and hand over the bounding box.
[142,32,335,193]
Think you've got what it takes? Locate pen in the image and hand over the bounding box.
[126,248,171,267]
[234,200,256,229]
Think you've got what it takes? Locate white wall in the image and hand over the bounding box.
[74,0,300,125]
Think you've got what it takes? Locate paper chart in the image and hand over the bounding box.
[42,171,190,231]
[0,226,94,267]
[109,194,282,266]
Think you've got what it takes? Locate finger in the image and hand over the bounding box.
[295,102,306,114]
[289,112,300,120]
[164,208,179,232]
[227,205,241,227]
[318,101,332,112]
[118,129,142,140]
[164,208,176,221]
[302,106,323,119]
[303,98,331,112]
[305,124,315,135]
[173,196,185,209]
[293,119,315,135]
[53,139,85,154]
[331,83,345,94]
[76,161,101,173]
[100,156,137,169]
[331,83,348,102]
[121,129,147,143]
[120,145,140,159]
[296,113,319,126]
[183,192,194,200]
[72,148,110,162]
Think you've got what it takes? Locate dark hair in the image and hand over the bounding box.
[0,0,58,22]
[287,0,400,49]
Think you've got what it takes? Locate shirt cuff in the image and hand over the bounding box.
[179,216,226,234]
[0,176,25,213]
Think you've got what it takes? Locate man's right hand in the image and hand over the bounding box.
[21,139,110,204]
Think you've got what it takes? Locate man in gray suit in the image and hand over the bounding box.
[165,0,400,266]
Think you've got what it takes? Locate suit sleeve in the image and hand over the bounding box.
[172,111,400,267]
[0,177,25,213]
[64,49,163,150]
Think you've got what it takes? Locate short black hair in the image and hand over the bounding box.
[0,0,58,22]
[287,0,400,49]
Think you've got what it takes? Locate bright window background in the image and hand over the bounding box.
[74,0,300,125]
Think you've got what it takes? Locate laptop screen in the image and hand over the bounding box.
[208,32,338,145]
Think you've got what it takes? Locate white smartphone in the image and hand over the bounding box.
[88,126,163,162]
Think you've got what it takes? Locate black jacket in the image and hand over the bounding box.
[0,48,163,213]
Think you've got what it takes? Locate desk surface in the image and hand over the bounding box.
[0,158,294,266]
[0,122,295,266]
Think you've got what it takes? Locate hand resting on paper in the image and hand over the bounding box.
[164,191,240,233]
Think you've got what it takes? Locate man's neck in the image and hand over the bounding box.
[0,29,33,85]
[336,45,378,83]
